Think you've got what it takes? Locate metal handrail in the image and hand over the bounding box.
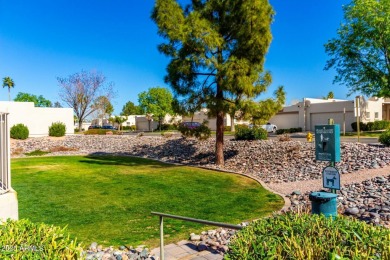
[151,211,243,260]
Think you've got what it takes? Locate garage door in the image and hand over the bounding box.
[310,112,355,132]
[270,113,299,129]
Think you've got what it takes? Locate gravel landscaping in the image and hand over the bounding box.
[10,134,390,257]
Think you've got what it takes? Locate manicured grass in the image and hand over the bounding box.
[11,156,283,247]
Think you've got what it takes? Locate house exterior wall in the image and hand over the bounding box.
[0,102,74,137]
[268,97,386,132]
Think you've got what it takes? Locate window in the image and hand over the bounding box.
[375,112,379,119]
[365,112,370,118]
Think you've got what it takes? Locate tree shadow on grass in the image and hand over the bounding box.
[79,154,179,168]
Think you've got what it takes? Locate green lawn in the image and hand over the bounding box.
[11,156,283,247]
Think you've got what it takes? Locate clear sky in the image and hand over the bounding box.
[0,0,351,114]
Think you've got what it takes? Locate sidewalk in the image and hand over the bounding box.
[150,240,223,260]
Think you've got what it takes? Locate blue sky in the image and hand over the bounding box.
[0,0,351,114]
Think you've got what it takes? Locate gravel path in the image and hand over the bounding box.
[267,165,390,195]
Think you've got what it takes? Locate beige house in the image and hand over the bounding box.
[269,97,387,132]
[0,101,74,137]
[181,108,233,130]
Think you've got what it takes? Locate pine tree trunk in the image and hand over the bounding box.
[230,113,235,132]
[215,110,224,165]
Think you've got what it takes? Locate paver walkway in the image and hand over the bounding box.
[150,240,223,260]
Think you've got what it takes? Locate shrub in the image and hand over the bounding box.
[235,125,267,140]
[48,122,66,137]
[193,123,211,140]
[379,129,390,146]
[10,123,29,140]
[351,121,368,131]
[372,120,390,131]
[157,123,177,131]
[122,125,136,131]
[178,121,211,140]
[0,219,83,259]
[226,213,390,260]
[276,127,302,135]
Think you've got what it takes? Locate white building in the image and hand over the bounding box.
[269,97,387,132]
[0,101,74,137]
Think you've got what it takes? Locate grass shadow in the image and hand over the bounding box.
[80,154,179,168]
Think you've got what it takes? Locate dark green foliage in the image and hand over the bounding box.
[226,213,390,260]
[235,125,268,140]
[379,130,390,146]
[48,122,66,137]
[157,123,177,131]
[325,0,390,97]
[0,219,82,259]
[152,0,285,165]
[121,126,136,131]
[276,127,303,135]
[178,121,211,140]
[14,92,52,107]
[10,123,29,140]
[351,121,390,131]
[351,122,367,131]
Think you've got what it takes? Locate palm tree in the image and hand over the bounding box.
[2,77,15,101]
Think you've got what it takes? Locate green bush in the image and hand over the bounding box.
[226,213,390,260]
[276,127,303,135]
[351,122,368,131]
[373,120,390,130]
[0,219,83,259]
[48,122,66,137]
[379,129,390,146]
[235,125,267,140]
[193,123,211,140]
[157,123,177,131]
[122,125,136,131]
[178,121,211,140]
[10,124,29,140]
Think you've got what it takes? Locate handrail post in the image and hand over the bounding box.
[159,216,164,260]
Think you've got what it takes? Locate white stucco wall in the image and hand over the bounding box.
[268,97,387,132]
[0,102,74,137]
[0,189,18,221]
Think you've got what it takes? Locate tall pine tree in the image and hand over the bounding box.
[152,0,285,165]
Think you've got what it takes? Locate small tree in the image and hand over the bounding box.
[112,116,128,131]
[152,0,285,165]
[2,76,15,101]
[138,87,174,131]
[57,70,114,131]
[325,0,390,97]
[14,92,52,107]
[92,96,114,124]
[121,101,143,116]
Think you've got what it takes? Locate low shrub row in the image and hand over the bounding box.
[276,127,302,135]
[234,125,268,140]
[226,213,390,259]
[0,219,82,259]
[351,120,390,131]
[121,125,136,131]
[83,129,121,135]
[10,122,67,139]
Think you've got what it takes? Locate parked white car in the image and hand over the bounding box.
[261,123,277,133]
[249,123,277,133]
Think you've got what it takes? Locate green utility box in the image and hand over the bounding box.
[309,192,338,218]
[315,125,341,162]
